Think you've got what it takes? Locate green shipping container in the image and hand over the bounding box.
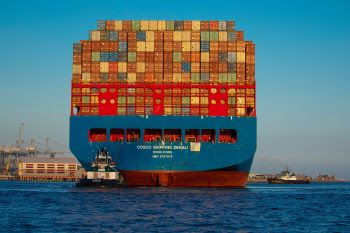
[219,73,227,83]
[173,52,182,62]
[92,52,100,61]
[210,32,219,41]
[132,20,140,31]
[227,73,236,84]
[191,73,200,83]
[166,21,175,30]
[128,52,136,62]
[200,32,210,41]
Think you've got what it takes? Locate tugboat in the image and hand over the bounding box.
[76,148,125,187]
[267,166,310,184]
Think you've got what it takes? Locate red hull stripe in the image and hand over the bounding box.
[120,170,248,187]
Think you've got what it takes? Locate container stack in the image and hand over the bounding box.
[71,20,255,117]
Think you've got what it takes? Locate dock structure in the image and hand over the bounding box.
[17,157,85,182]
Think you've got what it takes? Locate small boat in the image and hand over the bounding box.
[267,167,310,184]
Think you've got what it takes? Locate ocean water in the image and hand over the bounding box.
[0,182,349,233]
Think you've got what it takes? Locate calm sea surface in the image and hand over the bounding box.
[0,181,349,233]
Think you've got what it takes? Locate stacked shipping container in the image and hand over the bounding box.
[71,20,255,117]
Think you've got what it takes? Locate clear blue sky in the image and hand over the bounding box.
[0,0,349,178]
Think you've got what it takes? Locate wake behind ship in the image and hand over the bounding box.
[70,20,256,187]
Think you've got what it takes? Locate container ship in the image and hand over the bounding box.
[70,20,256,187]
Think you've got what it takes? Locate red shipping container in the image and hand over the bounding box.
[145,52,155,62]
[182,52,191,62]
[219,62,228,72]
[191,52,200,62]
[210,73,219,83]
[210,42,219,51]
[218,42,227,52]
[155,63,163,72]
[91,62,100,73]
[164,42,173,51]
[73,54,82,64]
[127,62,136,72]
[200,21,209,30]
[154,42,164,51]
[145,62,155,72]
[173,63,182,72]
[163,52,172,62]
[237,62,245,73]
[82,62,91,72]
[81,41,91,52]
[136,73,145,83]
[105,20,114,30]
[155,73,163,83]
[209,21,219,31]
[236,31,244,41]
[164,31,173,41]
[109,73,118,82]
[173,42,182,51]
[109,42,118,51]
[122,20,132,31]
[92,42,101,52]
[201,63,210,72]
[101,42,109,52]
[164,63,173,73]
[191,31,200,41]
[128,41,136,51]
[209,53,219,62]
[227,42,237,52]
[137,52,145,61]
[209,63,219,73]
[128,32,137,41]
[183,21,192,30]
[164,73,173,83]
[119,32,128,41]
[154,52,164,62]
[154,31,164,41]
[91,73,99,83]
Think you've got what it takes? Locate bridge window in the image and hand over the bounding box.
[110,128,124,142]
[164,129,181,142]
[219,129,237,143]
[185,129,200,142]
[201,129,216,142]
[126,129,140,142]
[89,128,107,142]
[144,129,162,142]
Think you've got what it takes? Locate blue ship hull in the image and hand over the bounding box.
[69,115,257,187]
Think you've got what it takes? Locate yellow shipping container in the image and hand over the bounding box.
[164,107,172,115]
[182,31,191,41]
[127,73,136,83]
[173,73,182,83]
[72,64,81,74]
[237,52,246,62]
[157,20,166,30]
[146,31,154,41]
[192,21,201,31]
[140,20,149,30]
[114,20,123,30]
[137,41,146,51]
[191,97,199,105]
[200,97,208,104]
[173,31,182,41]
[91,96,99,104]
[118,62,127,72]
[191,42,200,51]
[90,31,100,41]
[148,20,158,30]
[82,73,90,83]
[182,42,191,51]
[236,108,246,116]
[219,31,227,41]
[100,62,109,72]
[137,62,145,72]
[237,97,245,106]
[146,42,154,52]
[201,52,209,62]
